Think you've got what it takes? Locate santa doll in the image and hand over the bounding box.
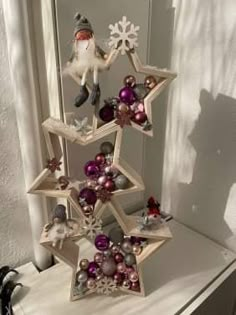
[68,13,108,107]
[138,197,162,230]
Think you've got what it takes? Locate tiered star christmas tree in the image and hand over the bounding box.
[29,14,176,301]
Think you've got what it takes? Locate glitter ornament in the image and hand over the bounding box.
[86,278,96,290]
[79,259,89,270]
[84,161,100,177]
[124,253,136,266]
[100,142,114,155]
[124,75,136,88]
[94,252,104,264]
[144,75,157,89]
[88,262,99,278]
[121,240,133,253]
[95,234,110,251]
[108,227,124,244]
[119,87,136,105]
[114,174,129,190]
[79,188,97,205]
[101,257,117,276]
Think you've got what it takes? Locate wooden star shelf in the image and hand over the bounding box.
[29,16,176,302]
[39,197,171,301]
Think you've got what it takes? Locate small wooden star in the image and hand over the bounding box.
[46,157,62,173]
[115,110,133,128]
[97,189,113,203]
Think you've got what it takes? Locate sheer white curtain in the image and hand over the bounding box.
[2,0,56,269]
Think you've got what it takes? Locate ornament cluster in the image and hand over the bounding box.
[99,75,157,130]
[78,141,130,215]
[75,226,147,296]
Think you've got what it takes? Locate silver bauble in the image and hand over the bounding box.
[100,142,114,154]
[124,253,136,266]
[133,84,149,100]
[108,227,124,245]
[114,175,129,190]
[77,270,88,283]
[101,257,117,276]
[121,240,133,253]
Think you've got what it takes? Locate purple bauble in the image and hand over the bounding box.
[114,253,124,263]
[88,261,99,278]
[84,160,100,177]
[130,236,146,244]
[79,188,97,205]
[95,234,110,251]
[99,105,115,122]
[113,272,123,285]
[119,87,136,105]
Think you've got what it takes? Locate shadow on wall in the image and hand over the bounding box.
[177,89,236,246]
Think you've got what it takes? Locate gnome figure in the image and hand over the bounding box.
[44,204,76,249]
[70,13,108,107]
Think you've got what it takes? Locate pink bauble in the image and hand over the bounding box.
[86,278,96,289]
[131,281,140,291]
[84,160,100,177]
[87,179,96,188]
[79,188,97,205]
[134,112,147,124]
[119,87,136,105]
[137,103,144,112]
[95,153,106,165]
[104,179,115,192]
[129,271,139,283]
[97,175,107,186]
[117,262,126,273]
[113,272,123,285]
[94,252,104,264]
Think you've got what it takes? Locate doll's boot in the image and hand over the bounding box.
[90,84,101,105]
[74,85,89,107]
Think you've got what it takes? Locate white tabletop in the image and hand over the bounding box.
[13,220,236,315]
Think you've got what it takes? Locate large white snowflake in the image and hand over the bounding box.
[79,215,103,240]
[96,277,117,295]
[109,16,140,55]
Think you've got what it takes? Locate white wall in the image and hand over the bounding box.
[161,0,236,252]
[0,0,33,266]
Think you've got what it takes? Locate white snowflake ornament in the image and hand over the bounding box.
[79,215,103,240]
[96,277,117,295]
[109,16,140,55]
